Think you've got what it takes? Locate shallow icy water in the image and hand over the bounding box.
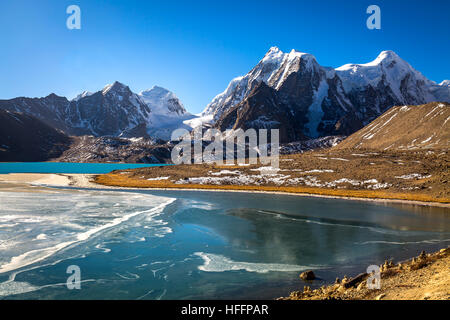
[0,188,449,299]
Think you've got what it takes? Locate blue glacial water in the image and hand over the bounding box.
[0,187,449,299]
[0,162,169,174]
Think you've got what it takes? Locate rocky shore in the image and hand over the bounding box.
[281,248,450,300]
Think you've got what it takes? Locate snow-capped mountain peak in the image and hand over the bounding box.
[202,47,321,120]
[137,86,194,141]
[266,46,282,54]
[262,46,315,63]
[440,80,450,87]
[73,91,93,101]
[102,81,130,95]
[336,50,404,71]
[335,50,434,101]
[364,50,419,79]
[261,46,284,62]
[139,86,187,116]
[288,49,316,61]
[370,50,401,64]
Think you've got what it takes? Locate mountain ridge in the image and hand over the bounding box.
[0,82,188,140]
[204,47,450,142]
[1,47,448,145]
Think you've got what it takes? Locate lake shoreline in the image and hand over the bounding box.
[97,173,450,208]
[1,173,449,208]
[281,247,450,300]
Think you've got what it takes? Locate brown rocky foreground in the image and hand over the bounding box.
[281,248,450,300]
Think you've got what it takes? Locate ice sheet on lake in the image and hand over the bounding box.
[0,190,175,274]
[194,252,321,274]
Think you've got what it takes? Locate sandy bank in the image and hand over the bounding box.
[0,173,97,191]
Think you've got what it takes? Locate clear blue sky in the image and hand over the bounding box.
[0,0,449,113]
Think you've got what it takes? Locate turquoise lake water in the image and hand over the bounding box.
[0,162,169,174]
[0,186,449,300]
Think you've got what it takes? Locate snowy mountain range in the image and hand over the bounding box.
[0,47,448,144]
[0,82,192,140]
[203,47,450,142]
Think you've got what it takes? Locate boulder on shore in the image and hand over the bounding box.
[300,270,316,281]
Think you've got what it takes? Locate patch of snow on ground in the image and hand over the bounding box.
[302,169,334,173]
[421,135,434,144]
[332,178,361,186]
[250,166,281,174]
[399,106,410,112]
[395,174,432,180]
[424,105,444,118]
[367,183,392,189]
[177,173,291,186]
[176,173,391,189]
[147,177,170,181]
[209,170,240,176]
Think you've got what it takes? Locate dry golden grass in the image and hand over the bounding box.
[95,173,450,204]
[335,102,450,151]
[94,146,449,205]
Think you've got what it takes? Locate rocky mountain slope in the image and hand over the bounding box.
[0,82,188,140]
[67,81,152,137]
[0,93,72,133]
[0,110,71,162]
[215,82,306,142]
[54,136,172,164]
[335,102,449,151]
[205,47,450,141]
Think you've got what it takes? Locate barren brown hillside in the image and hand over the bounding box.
[334,102,449,151]
[0,110,71,162]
